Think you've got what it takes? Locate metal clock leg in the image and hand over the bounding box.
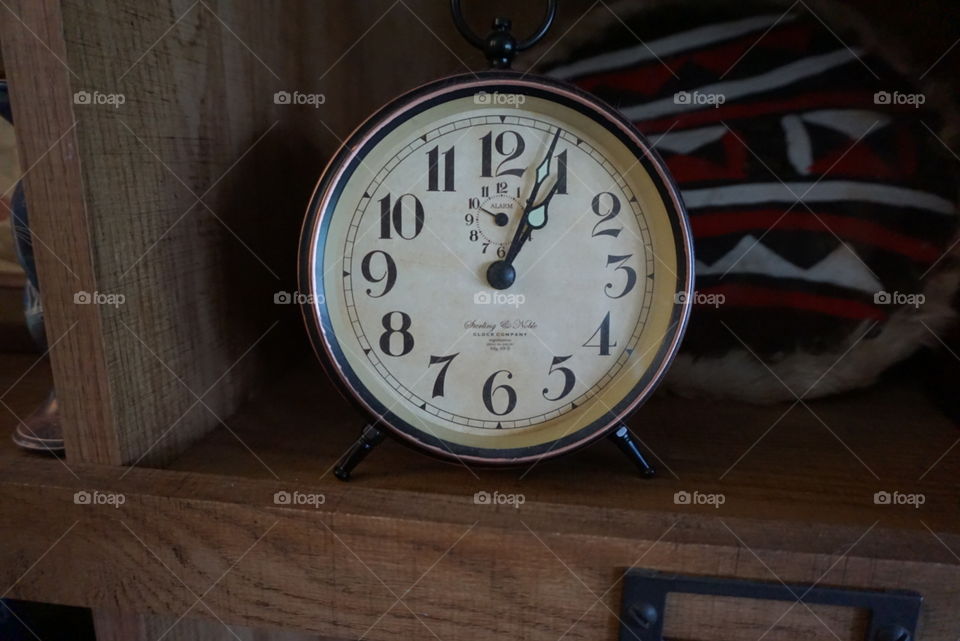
[609,425,657,478]
[334,424,385,481]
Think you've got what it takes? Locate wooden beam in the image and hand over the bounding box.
[0,0,120,464]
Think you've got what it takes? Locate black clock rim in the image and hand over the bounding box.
[298,70,694,465]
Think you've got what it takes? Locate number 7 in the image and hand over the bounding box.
[428,353,459,398]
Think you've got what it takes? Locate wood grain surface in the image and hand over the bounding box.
[0,0,599,470]
[1,358,958,640]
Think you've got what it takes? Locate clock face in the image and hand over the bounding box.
[301,74,692,464]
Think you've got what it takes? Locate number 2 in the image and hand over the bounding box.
[591,192,622,238]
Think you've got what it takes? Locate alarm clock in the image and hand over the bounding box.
[298,2,693,478]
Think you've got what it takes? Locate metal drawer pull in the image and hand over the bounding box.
[619,569,921,641]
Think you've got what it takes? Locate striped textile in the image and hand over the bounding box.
[541,4,958,358]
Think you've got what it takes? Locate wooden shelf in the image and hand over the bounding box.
[1,354,958,640]
[165,364,960,545]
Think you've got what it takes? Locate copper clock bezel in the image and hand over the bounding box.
[298,71,694,466]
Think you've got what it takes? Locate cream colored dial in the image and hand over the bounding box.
[305,81,688,460]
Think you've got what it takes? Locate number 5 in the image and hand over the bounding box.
[543,355,576,401]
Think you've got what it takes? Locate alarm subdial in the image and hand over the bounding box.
[471,195,522,254]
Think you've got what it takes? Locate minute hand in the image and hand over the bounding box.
[502,129,562,265]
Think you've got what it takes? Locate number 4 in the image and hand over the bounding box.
[583,312,616,356]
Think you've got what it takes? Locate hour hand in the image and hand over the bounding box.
[488,130,563,290]
[501,177,559,268]
[524,178,560,230]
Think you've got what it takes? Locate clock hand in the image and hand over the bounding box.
[501,179,560,265]
[478,206,509,227]
[487,128,562,290]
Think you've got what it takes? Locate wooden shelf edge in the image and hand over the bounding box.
[1,452,957,565]
[0,454,958,640]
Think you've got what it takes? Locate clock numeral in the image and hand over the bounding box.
[555,149,568,195]
[584,312,616,356]
[542,355,576,402]
[427,145,455,192]
[379,193,424,240]
[480,130,526,178]
[379,311,414,357]
[604,254,637,299]
[360,250,397,298]
[591,192,622,239]
[427,353,459,398]
[482,369,517,416]
[481,242,506,258]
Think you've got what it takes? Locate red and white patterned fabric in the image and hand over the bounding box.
[538,1,960,401]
